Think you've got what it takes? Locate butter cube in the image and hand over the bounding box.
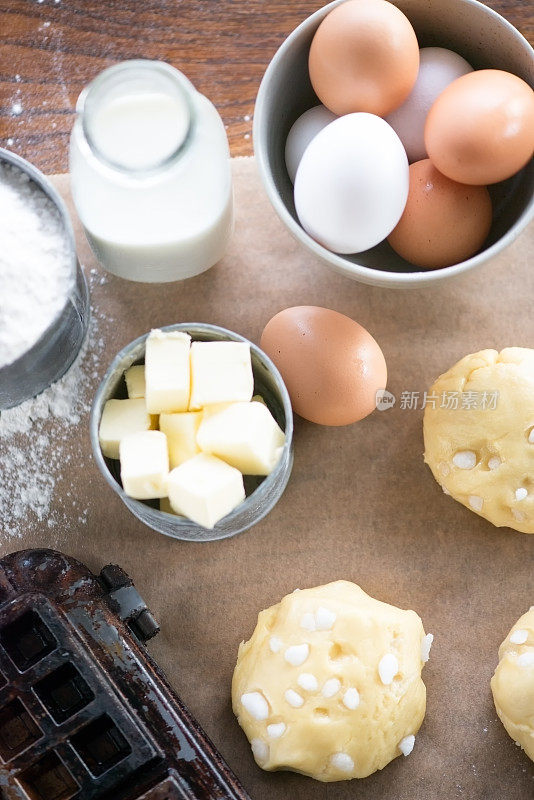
[189,341,253,410]
[145,329,191,414]
[125,365,146,398]
[99,398,154,459]
[120,430,169,499]
[159,411,202,469]
[197,401,285,475]
[166,454,245,528]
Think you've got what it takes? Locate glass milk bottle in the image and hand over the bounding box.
[70,60,233,282]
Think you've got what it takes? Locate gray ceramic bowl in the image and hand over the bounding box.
[254,0,534,288]
[90,323,294,542]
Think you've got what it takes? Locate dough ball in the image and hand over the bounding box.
[491,608,534,761]
[423,348,534,534]
[232,581,431,781]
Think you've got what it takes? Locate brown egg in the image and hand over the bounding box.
[387,159,492,269]
[308,0,419,117]
[260,306,387,426]
[425,69,534,185]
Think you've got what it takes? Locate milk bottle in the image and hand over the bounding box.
[70,60,233,282]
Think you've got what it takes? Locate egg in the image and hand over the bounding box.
[294,113,409,254]
[308,0,419,117]
[386,47,473,163]
[285,105,338,183]
[387,159,493,269]
[260,306,387,426]
[425,69,534,185]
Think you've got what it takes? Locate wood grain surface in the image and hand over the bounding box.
[0,0,532,174]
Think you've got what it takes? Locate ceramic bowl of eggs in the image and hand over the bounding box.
[254,0,534,288]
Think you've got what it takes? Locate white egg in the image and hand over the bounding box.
[285,105,337,183]
[386,47,473,163]
[294,113,409,254]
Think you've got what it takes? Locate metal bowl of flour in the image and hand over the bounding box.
[0,148,90,410]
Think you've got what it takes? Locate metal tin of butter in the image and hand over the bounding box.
[90,323,294,543]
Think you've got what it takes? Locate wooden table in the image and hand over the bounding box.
[0,0,532,174]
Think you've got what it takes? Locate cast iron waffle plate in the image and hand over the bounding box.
[0,549,250,800]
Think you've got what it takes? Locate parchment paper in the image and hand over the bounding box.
[1,157,533,800]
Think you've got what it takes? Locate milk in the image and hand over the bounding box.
[69,61,233,283]
[90,92,191,171]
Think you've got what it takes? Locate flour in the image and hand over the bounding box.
[0,162,73,368]
[0,304,104,540]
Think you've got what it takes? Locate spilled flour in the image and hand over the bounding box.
[0,294,107,540]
